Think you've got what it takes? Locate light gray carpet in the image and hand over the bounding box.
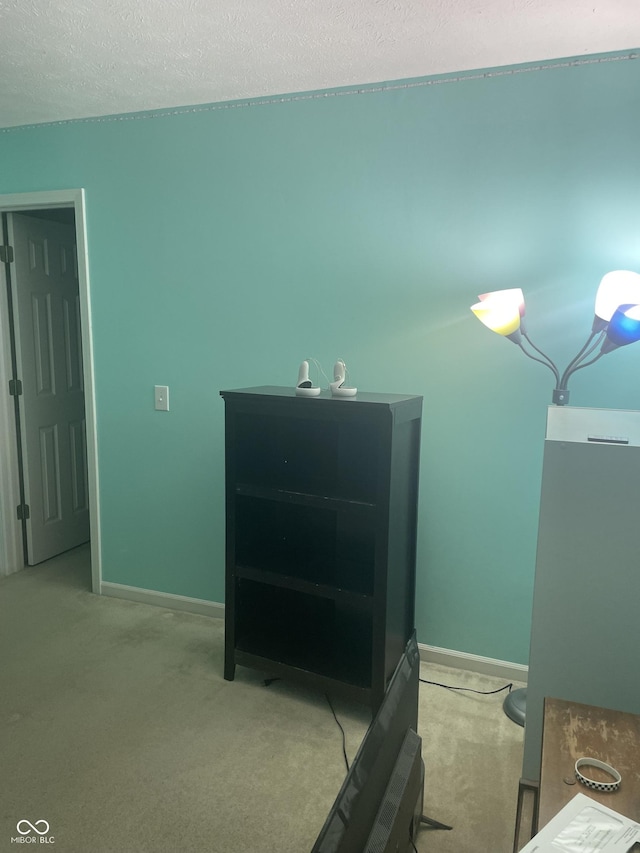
[0,546,525,852]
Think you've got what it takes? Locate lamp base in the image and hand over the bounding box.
[503,687,527,727]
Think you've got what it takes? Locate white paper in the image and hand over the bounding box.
[519,793,640,853]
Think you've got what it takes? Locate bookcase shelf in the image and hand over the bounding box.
[220,386,422,713]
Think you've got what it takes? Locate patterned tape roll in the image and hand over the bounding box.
[575,757,621,792]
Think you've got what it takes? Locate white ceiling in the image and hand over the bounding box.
[1,0,639,130]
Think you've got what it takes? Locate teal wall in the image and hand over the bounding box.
[2,52,639,664]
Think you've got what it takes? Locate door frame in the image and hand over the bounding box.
[0,189,101,593]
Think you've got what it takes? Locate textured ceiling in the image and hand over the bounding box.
[0,0,639,130]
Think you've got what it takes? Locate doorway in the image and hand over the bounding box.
[0,190,100,593]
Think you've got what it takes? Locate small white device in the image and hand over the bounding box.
[295,360,321,396]
[330,359,357,397]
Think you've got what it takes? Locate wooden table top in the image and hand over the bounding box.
[539,696,640,830]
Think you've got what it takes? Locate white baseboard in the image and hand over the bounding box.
[99,582,527,682]
[100,581,225,619]
[418,642,528,683]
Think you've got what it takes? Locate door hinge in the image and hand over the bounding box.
[0,244,14,264]
[8,378,22,396]
[17,503,30,520]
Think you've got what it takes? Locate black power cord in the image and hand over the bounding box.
[325,694,350,772]
[420,677,514,696]
[263,679,351,772]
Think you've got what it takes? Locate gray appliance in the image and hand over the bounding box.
[522,405,640,781]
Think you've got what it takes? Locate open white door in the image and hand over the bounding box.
[7,212,89,565]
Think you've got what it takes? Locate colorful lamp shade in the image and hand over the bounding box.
[593,270,640,329]
[470,289,523,340]
[602,303,640,353]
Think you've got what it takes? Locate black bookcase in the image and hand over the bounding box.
[220,386,423,712]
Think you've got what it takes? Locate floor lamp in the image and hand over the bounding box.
[470,270,640,727]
